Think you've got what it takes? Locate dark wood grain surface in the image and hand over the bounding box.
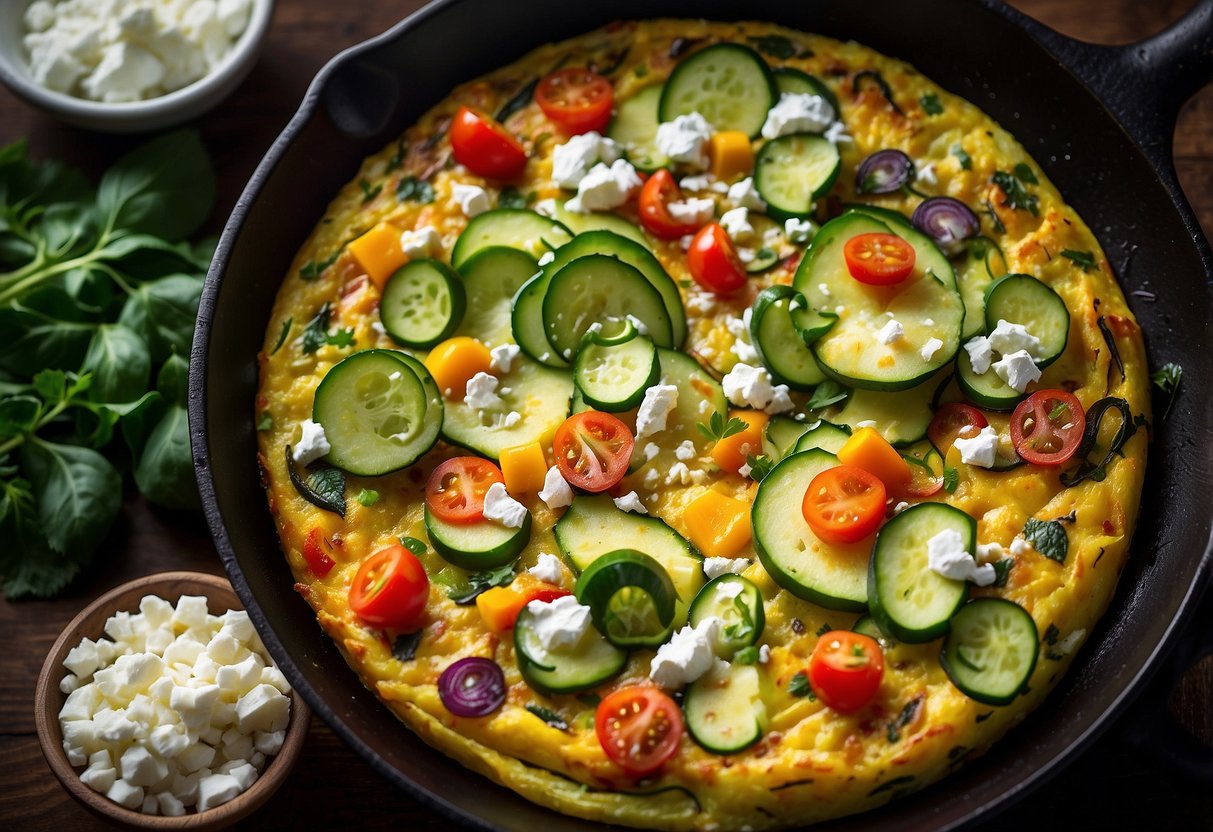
[2,1,1210,829]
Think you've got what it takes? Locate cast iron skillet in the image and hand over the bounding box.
[190,0,1213,828]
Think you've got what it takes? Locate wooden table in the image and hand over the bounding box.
[2,1,1211,829]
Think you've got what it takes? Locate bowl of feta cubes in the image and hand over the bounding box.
[0,0,274,132]
[34,571,310,829]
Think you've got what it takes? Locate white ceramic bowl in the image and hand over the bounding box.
[0,0,274,133]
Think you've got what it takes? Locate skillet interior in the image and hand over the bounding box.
[191,0,1213,828]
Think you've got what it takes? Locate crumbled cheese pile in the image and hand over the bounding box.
[23,0,254,103]
[58,594,291,816]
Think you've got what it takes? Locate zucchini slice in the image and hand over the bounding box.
[424,506,531,570]
[941,598,1039,706]
[983,274,1070,369]
[515,605,627,696]
[749,285,827,390]
[792,420,851,455]
[956,347,1024,411]
[832,372,943,447]
[575,549,678,649]
[688,575,765,658]
[773,67,840,115]
[868,503,974,643]
[763,415,812,461]
[844,205,957,290]
[955,236,1007,339]
[659,43,777,138]
[607,84,668,172]
[512,270,568,367]
[451,208,571,268]
[380,259,465,349]
[454,246,539,348]
[754,134,841,220]
[549,200,650,247]
[574,324,659,412]
[684,661,766,754]
[752,448,870,611]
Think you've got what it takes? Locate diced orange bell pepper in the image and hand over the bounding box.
[708,131,755,181]
[500,441,547,494]
[424,337,492,399]
[837,427,912,493]
[476,577,570,631]
[684,489,752,558]
[348,222,407,290]
[710,409,768,473]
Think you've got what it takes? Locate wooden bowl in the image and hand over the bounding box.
[34,571,311,830]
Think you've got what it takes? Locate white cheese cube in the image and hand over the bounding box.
[192,654,221,683]
[253,730,285,756]
[171,771,201,806]
[523,596,593,659]
[200,725,223,746]
[613,491,648,515]
[171,683,221,728]
[722,362,775,410]
[537,466,574,511]
[120,745,169,787]
[878,319,905,345]
[227,762,259,791]
[650,618,721,688]
[144,626,175,656]
[126,693,155,726]
[162,635,205,667]
[919,337,944,362]
[987,319,1042,357]
[206,632,243,665]
[719,207,755,242]
[552,131,621,189]
[106,778,145,810]
[93,709,139,743]
[113,652,165,694]
[139,595,175,629]
[566,159,642,212]
[172,596,210,630]
[926,528,996,586]
[217,0,252,37]
[140,794,159,815]
[65,742,87,767]
[218,609,256,645]
[157,792,186,817]
[954,425,1000,468]
[82,42,165,103]
[60,683,102,721]
[655,112,714,169]
[259,666,291,694]
[450,183,492,218]
[527,552,564,585]
[64,638,104,678]
[964,335,994,374]
[196,773,243,811]
[250,751,266,769]
[703,557,749,579]
[211,701,237,729]
[291,419,331,466]
[147,676,174,706]
[761,93,835,139]
[24,0,55,32]
[993,349,1041,392]
[80,765,117,793]
[177,742,216,774]
[223,732,254,762]
[62,717,99,753]
[235,684,291,733]
[481,482,528,529]
[148,724,190,758]
[727,177,766,211]
[666,197,715,226]
[88,749,113,769]
[635,384,679,438]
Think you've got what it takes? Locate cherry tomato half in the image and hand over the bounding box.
[808,630,885,713]
[348,546,429,631]
[425,457,504,524]
[843,233,916,285]
[801,465,887,544]
[928,402,990,456]
[535,68,614,134]
[687,223,748,295]
[638,169,703,239]
[595,686,684,776]
[1010,389,1086,466]
[553,411,634,493]
[449,106,528,179]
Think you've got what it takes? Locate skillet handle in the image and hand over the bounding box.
[1029,0,1213,174]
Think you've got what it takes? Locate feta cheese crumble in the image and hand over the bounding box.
[635,384,679,439]
[551,131,621,189]
[566,159,642,213]
[537,466,573,510]
[650,618,721,689]
[761,93,835,139]
[654,112,714,169]
[667,197,716,225]
[465,371,503,410]
[528,553,564,584]
[679,173,716,191]
[727,177,767,211]
[785,217,814,243]
[525,595,592,657]
[482,482,528,528]
[291,419,330,466]
[613,491,648,514]
[954,425,1000,468]
[400,226,441,259]
[450,183,492,217]
[919,337,945,362]
[489,343,519,374]
[719,207,755,242]
[723,362,791,413]
[877,319,905,345]
[993,349,1041,392]
[703,557,749,579]
[987,320,1042,357]
[964,335,994,374]
[926,528,996,586]
[674,440,697,462]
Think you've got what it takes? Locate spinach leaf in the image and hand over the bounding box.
[131,357,199,510]
[81,324,150,403]
[285,444,346,517]
[748,35,797,60]
[0,287,96,377]
[449,564,516,605]
[21,436,121,555]
[1060,249,1096,272]
[117,275,203,362]
[1022,518,1068,563]
[392,631,423,662]
[97,129,216,242]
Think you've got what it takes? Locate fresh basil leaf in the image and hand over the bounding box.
[305,467,345,514]
[0,396,41,439]
[400,536,426,555]
[807,380,848,410]
[39,201,98,259]
[156,354,189,407]
[991,170,1039,216]
[285,445,345,517]
[748,34,797,60]
[81,391,160,449]
[951,145,972,170]
[920,93,943,116]
[97,129,216,242]
[0,287,96,378]
[396,176,435,204]
[81,324,151,403]
[1023,518,1068,563]
[302,303,333,354]
[0,474,79,599]
[99,233,201,281]
[1012,162,1038,185]
[299,251,339,281]
[133,404,198,510]
[1060,249,1096,272]
[525,704,569,731]
[358,179,382,203]
[20,436,121,554]
[788,671,813,698]
[449,564,515,605]
[498,186,530,210]
[117,274,203,363]
[991,557,1014,588]
[942,466,959,493]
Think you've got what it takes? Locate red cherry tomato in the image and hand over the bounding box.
[535,68,614,134]
[348,546,429,631]
[928,403,990,456]
[449,106,528,179]
[903,458,945,498]
[301,527,335,578]
[808,630,885,713]
[1010,389,1086,466]
[843,233,917,285]
[801,465,887,544]
[687,223,748,295]
[553,411,634,493]
[425,457,504,524]
[595,686,684,776]
[638,169,704,239]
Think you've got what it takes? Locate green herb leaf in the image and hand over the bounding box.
[397,176,435,204]
[744,454,774,481]
[449,564,516,605]
[256,412,273,432]
[991,557,1014,588]
[1043,623,1059,645]
[358,178,383,203]
[952,145,972,170]
[495,77,539,123]
[117,275,204,362]
[80,324,150,404]
[886,696,924,743]
[21,436,121,555]
[498,186,530,210]
[1060,397,1140,488]
[356,488,380,507]
[302,303,333,354]
[733,645,761,665]
[299,251,339,281]
[634,64,649,78]
[392,631,423,662]
[807,380,849,410]
[747,34,797,60]
[270,318,292,355]
[325,327,356,349]
[920,93,943,116]
[1152,362,1182,420]
[400,536,427,555]
[991,170,1039,216]
[788,671,813,698]
[942,467,959,493]
[696,411,749,443]
[1012,162,1038,185]
[1061,249,1096,272]
[386,141,405,173]
[525,704,569,731]
[815,622,832,637]
[1023,518,1068,563]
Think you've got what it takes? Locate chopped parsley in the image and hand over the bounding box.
[498,186,532,210]
[920,93,943,116]
[270,318,292,354]
[1023,518,1068,563]
[1152,362,1182,420]
[1061,249,1097,272]
[300,251,340,281]
[942,466,959,493]
[358,178,383,202]
[952,144,973,170]
[301,303,334,354]
[807,379,849,410]
[788,671,814,699]
[397,175,435,204]
[992,169,1039,216]
[697,411,749,443]
[449,564,516,605]
[744,453,774,481]
[747,34,798,60]
[356,488,380,507]
[256,412,273,432]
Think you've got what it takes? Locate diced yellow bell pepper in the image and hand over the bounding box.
[348,221,406,290]
[424,337,492,399]
[708,131,755,181]
[684,489,752,558]
[837,427,911,493]
[500,441,547,494]
[710,409,768,473]
[476,586,528,632]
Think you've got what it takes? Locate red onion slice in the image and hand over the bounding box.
[855,150,915,194]
[439,657,506,717]
[912,197,980,246]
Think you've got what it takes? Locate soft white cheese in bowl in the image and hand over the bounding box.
[0,0,274,132]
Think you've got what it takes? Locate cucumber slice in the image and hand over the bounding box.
[451,209,572,269]
[657,348,727,431]
[312,350,435,476]
[515,605,627,696]
[956,347,1024,411]
[750,285,826,389]
[455,246,539,347]
[852,614,895,649]
[549,200,650,247]
[684,661,765,754]
[575,549,678,648]
[424,506,531,570]
[956,237,1007,339]
[845,205,958,290]
[941,598,1039,706]
[754,134,841,220]
[607,84,668,172]
[793,213,965,391]
[832,373,942,447]
[392,350,444,450]
[983,274,1070,369]
[574,324,659,411]
[512,270,568,367]
[688,575,765,658]
[542,254,672,362]
[542,230,687,347]
[555,495,704,624]
[772,67,840,116]
[868,503,974,643]
[440,354,573,460]
[752,448,870,611]
[659,43,777,138]
[763,416,811,461]
[380,259,465,349]
[792,420,851,455]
